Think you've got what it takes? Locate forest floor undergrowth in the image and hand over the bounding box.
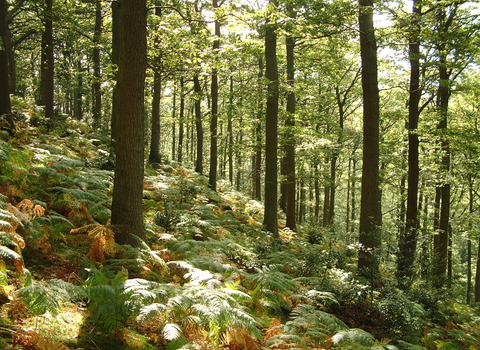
[1,119,480,349]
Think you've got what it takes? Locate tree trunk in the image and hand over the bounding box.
[283,33,296,230]
[252,58,263,201]
[74,61,83,120]
[110,0,121,151]
[263,0,279,238]
[0,0,13,133]
[208,0,221,190]
[149,70,161,163]
[149,3,162,164]
[475,239,480,303]
[111,0,147,246]
[193,75,203,174]
[358,0,381,284]
[397,0,422,288]
[171,82,177,161]
[177,77,185,163]
[38,0,54,123]
[92,0,102,129]
[228,76,234,185]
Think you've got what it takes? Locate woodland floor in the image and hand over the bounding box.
[1,118,480,349]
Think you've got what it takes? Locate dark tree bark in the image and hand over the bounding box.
[193,75,203,174]
[263,0,279,238]
[475,239,480,303]
[433,3,455,288]
[228,75,234,185]
[38,0,54,123]
[397,0,422,288]
[177,77,185,163]
[149,4,162,164]
[74,61,83,120]
[110,0,121,151]
[208,0,221,190]
[92,0,102,129]
[0,0,13,132]
[282,33,296,231]
[111,0,147,246]
[252,58,263,201]
[357,0,381,284]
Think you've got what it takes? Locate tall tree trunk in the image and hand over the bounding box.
[92,0,102,129]
[0,0,13,133]
[148,2,162,164]
[282,33,296,230]
[433,38,451,288]
[252,58,263,201]
[149,71,162,163]
[208,0,221,190]
[38,0,54,123]
[177,77,185,163]
[193,75,203,174]
[228,76,234,185]
[110,0,121,151]
[358,0,381,284]
[263,0,279,238]
[111,0,147,246]
[74,61,83,120]
[397,0,422,288]
[171,82,177,161]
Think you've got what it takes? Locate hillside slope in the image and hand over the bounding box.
[1,121,479,350]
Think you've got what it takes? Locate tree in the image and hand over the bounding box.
[280,5,296,231]
[110,0,147,246]
[208,0,222,190]
[0,0,14,133]
[397,0,422,288]
[38,0,54,123]
[149,2,162,164]
[92,0,102,130]
[357,0,381,283]
[263,0,279,239]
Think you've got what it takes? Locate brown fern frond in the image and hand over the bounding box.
[16,199,46,220]
[73,222,115,262]
[14,328,73,350]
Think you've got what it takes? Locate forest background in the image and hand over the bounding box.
[2,0,480,349]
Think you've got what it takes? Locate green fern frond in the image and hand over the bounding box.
[332,328,376,347]
[265,333,307,349]
[305,290,339,305]
[0,220,12,229]
[136,302,168,323]
[395,340,428,350]
[249,266,298,292]
[15,279,84,316]
[0,245,22,262]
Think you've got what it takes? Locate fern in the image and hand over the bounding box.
[332,328,376,348]
[15,279,85,316]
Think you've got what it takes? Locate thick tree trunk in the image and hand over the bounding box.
[358,0,381,284]
[0,0,13,133]
[263,0,279,238]
[111,0,147,246]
